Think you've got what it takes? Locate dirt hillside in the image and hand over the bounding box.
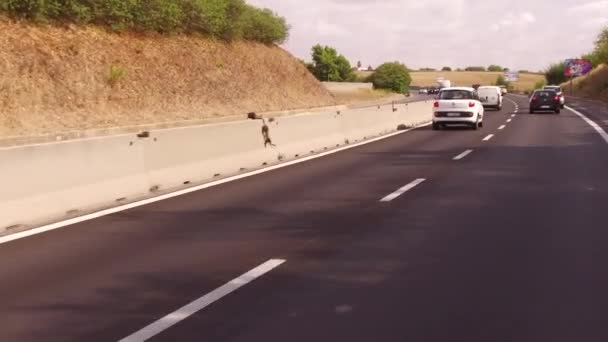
[0,17,336,138]
[560,64,608,102]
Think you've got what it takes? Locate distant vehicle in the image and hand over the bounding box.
[419,88,428,95]
[438,79,451,89]
[529,89,561,114]
[499,85,508,95]
[477,86,503,110]
[432,87,484,130]
[543,85,565,108]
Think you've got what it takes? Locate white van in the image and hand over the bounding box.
[477,86,503,110]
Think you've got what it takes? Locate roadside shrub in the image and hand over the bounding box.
[240,5,288,44]
[0,0,289,44]
[544,63,567,85]
[370,62,411,93]
[309,44,354,82]
[107,64,126,87]
[534,79,546,90]
[465,66,486,72]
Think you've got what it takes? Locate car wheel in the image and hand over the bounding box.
[555,108,561,114]
[432,122,440,130]
[471,121,479,130]
[561,104,565,109]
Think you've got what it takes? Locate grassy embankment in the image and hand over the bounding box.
[0,1,339,138]
[560,64,608,102]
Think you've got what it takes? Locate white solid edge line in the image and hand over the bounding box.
[483,134,494,141]
[453,149,473,161]
[498,125,506,130]
[119,259,286,342]
[566,106,608,144]
[380,178,426,202]
[0,122,432,245]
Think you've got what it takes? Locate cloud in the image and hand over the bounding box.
[249,0,606,70]
[521,12,536,23]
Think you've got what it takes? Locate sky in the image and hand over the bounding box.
[248,0,608,71]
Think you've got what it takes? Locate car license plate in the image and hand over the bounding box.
[541,105,550,109]
[447,113,460,117]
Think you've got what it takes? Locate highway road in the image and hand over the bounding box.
[1,94,608,341]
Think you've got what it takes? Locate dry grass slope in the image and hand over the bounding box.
[0,18,336,138]
[560,64,608,102]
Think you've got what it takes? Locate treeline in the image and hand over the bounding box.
[304,44,411,93]
[545,26,607,84]
[417,65,527,73]
[0,0,289,44]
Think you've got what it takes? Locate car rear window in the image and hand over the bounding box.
[439,90,475,100]
[535,91,555,97]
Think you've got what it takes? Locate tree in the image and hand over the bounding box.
[357,60,362,69]
[310,44,354,82]
[419,67,436,72]
[441,66,452,71]
[367,65,373,71]
[495,75,508,86]
[534,79,546,90]
[593,26,608,64]
[544,62,567,85]
[488,65,503,72]
[370,62,412,93]
[465,66,486,72]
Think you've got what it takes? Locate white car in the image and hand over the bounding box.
[543,85,565,108]
[477,86,503,110]
[433,87,484,130]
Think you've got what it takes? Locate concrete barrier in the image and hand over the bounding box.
[0,101,432,232]
[322,82,374,93]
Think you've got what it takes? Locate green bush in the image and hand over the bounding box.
[240,5,288,44]
[545,63,567,85]
[465,66,486,72]
[0,0,289,44]
[533,79,546,90]
[107,64,126,87]
[309,44,354,82]
[370,62,411,93]
[488,65,503,72]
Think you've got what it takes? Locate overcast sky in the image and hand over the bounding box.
[248,0,608,71]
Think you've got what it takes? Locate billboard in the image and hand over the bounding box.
[564,59,592,77]
[504,71,519,82]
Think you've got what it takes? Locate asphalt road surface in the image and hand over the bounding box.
[1,94,608,342]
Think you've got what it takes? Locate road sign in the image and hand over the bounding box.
[564,59,592,77]
[504,71,519,82]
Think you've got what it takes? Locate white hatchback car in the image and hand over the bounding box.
[432,87,484,130]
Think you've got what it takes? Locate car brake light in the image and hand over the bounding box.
[554,96,560,101]
[434,101,439,108]
[531,96,537,101]
[469,102,475,108]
